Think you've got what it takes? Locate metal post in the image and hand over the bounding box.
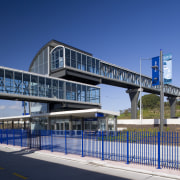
[157,132,161,169]
[39,130,41,150]
[65,130,67,154]
[140,57,142,123]
[160,50,164,134]
[102,131,104,160]
[51,130,53,152]
[82,130,84,157]
[21,129,23,147]
[13,129,15,146]
[0,129,2,144]
[126,131,129,164]
[6,129,8,145]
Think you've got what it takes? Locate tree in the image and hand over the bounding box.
[138,94,160,109]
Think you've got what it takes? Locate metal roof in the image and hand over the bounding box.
[0,109,119,121]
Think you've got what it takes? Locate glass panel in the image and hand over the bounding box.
[59,80,64,99]
[87,56,92,72]
[52,79,58,98]
[5,70,14,93]
[43,48,48,75]
[51,47,64,71]
[71,50,76,68]
[85,121,91,130]
[31,75,38,96]
[90,87,96,103]
[96,88,100,104]
[45,78,52,98]
[65,48,70,66]
[77,53,81,70]
[51,50,56,70]
[39,77,45,97]
[34,56,39,73]
[55,50,59,68]
[14,72,22,94]
[65,122,69,130]
[39,52,43,65]
[82,55,86,71]
[0,69,4,92]
[71,83,77,101]
[92,58,95,73]
[66,82,71,100]
[96,59,100,74]
[59,47,64,68]
[77,84,81,101]
[23,74,30,95]
[91,121,97,131]
[81,85,86,102]
[86,86,91,102]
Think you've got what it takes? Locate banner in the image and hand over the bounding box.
[163,54,172,84]
[152,56,160,86]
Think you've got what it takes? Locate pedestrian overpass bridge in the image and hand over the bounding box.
[48,41,180,118]
[0,66,101,109]
[1,40,180,119]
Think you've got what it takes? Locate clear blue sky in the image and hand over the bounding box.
[0,0,180,116]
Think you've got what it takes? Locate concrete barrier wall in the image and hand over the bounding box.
[117,118,180,131]
[117,119,180,125]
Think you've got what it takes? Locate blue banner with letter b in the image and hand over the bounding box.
[152,56,160,86]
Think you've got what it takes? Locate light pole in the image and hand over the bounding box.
[160,50,164,134]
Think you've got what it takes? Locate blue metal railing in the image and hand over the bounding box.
[0,129,179,170]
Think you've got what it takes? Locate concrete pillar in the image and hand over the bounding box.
[168,96,176,118]
[126,89,140,119]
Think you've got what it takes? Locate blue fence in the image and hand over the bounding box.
[0,129,179,170]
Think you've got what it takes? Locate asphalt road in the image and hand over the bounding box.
[0,146,176,180]
[0,148,129,180]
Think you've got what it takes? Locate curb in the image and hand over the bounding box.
[34,151,180,180]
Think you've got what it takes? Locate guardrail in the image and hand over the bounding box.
[0,129,179,170]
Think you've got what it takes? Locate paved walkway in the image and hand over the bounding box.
[0,144,180,180]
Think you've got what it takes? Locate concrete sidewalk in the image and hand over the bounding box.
[1,144,180,180]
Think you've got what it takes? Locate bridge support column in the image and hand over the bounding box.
[126,89,140,119]
[168,97,176,118]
